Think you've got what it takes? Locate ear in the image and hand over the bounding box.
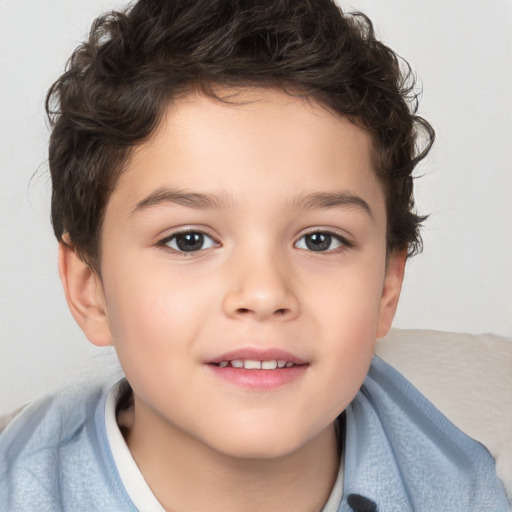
[376,250,407,339]
[58,241,113,347]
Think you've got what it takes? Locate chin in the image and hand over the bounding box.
[203,421,322,461]
[216,439,302,460]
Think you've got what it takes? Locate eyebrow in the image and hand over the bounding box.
[131,187,232,215]
[291,191,373,218]
[131,187,373,219]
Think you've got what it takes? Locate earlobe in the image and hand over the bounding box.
[58,241,113,347]
[376,250,407,339]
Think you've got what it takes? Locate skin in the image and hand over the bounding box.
[60,88,406,512]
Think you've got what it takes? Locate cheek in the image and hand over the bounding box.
[105,256,212,327]
[102,273,205,401]
[305,259,386,388]
[307,257,385,331]
[101,263,230,404]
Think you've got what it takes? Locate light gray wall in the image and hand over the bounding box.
[1,0,511,413]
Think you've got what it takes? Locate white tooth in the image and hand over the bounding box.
[277,360,287,368]
[262,360,278,370]
[231,359,244,368]
[285,362,294,368]
[244,360,262,370]
[218,361,228,368]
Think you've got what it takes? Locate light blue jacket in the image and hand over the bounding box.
[0,357,509,511]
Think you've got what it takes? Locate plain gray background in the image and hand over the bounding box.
[1,0,511,413]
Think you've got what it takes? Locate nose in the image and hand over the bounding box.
[222,248,300,322]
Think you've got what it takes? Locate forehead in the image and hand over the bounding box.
[109,88,384,219]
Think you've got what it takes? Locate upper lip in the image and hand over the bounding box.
[206,348,307,365]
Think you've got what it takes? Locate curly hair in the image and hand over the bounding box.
[47,0,434,269]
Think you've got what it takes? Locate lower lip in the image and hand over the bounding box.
[207,365,308,389]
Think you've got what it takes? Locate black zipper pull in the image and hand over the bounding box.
[347,493,378,512]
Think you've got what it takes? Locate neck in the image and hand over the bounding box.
[119,397,340,512]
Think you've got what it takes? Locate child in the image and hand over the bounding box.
[0,0,509,510]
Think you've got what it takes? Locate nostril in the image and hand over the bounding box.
[234,307,288,316]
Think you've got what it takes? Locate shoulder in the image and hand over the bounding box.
[0,382,106,480]
[342,357,511,511]
[0,382,105,456]
[0,380,136,511]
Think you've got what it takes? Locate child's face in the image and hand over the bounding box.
[82,88,404,458]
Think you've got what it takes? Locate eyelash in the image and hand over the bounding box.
[157,229,354,254]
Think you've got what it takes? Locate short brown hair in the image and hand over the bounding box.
[47,0,434,269]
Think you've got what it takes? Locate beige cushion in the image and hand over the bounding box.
[376,328,512,500]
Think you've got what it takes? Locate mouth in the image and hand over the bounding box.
[210,359,302,370]
[206,349,308,389]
